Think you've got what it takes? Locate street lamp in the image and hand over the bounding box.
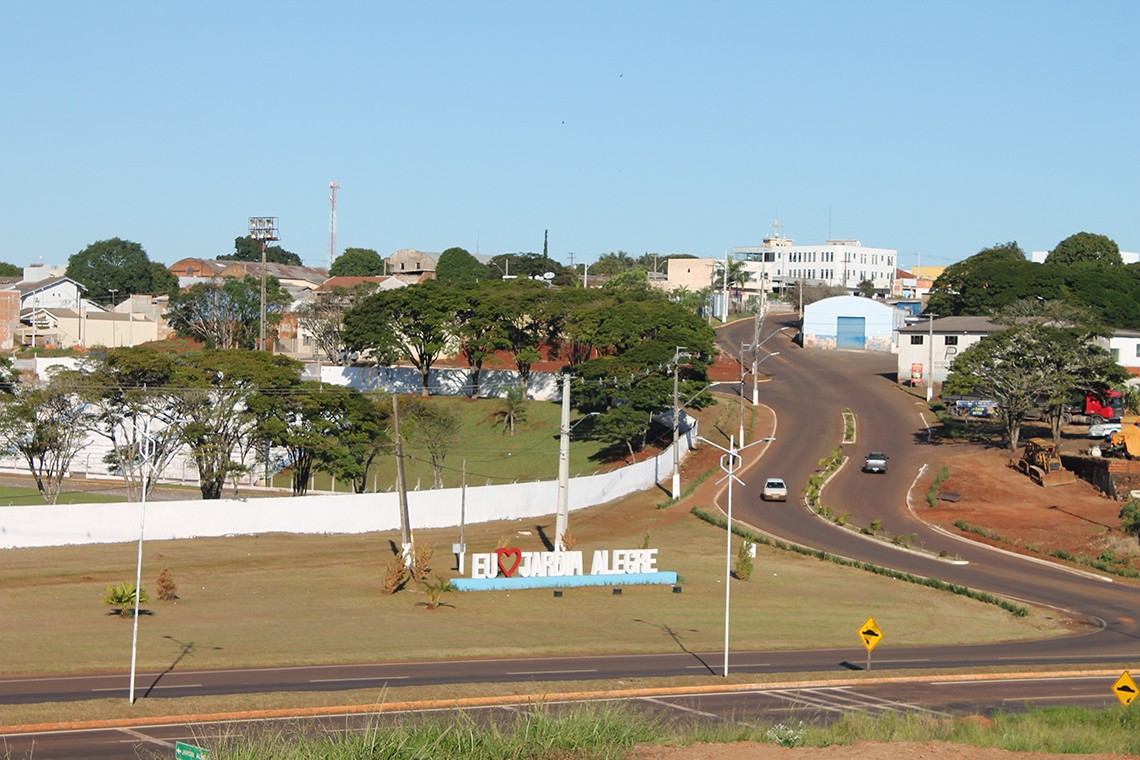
[128,418,158,704]
[671,347,694,500]
[751,326,793,405]
[249,217,279,351]
[695,432,774,677]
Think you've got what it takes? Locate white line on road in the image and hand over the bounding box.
[309,676,410,683]
[91,684,203,692]
[505,669,598,676]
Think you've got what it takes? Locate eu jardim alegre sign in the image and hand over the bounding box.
[451,546,676,591]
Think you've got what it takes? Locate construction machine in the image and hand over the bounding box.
[1014,438,1078,488]
[1107,418,1140,459]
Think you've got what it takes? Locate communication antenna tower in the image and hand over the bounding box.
[328,181,341,269]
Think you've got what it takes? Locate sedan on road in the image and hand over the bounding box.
[761,478,788,501]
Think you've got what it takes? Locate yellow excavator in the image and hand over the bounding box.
[1108,417,1140,458]
[1014,438,1078,488]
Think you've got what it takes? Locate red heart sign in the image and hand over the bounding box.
[496,547,522,577]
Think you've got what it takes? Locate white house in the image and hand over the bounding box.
[802,295,904,352]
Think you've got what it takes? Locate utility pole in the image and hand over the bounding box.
[721,250,730,323]
[328,181,340,270]
[392,394,412,559]
[751,303,763,405]
[555,374,571,550]
[927,314,937,402]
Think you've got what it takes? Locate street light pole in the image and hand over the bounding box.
[696,432,774,677]
[128,419,154,705]
[555,374,571,550]
[671,347,690,500]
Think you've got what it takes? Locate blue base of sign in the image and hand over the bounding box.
[450,572,678,592]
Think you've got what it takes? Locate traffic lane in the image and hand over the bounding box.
[7,639,1140,708]
[5,675,1131,760]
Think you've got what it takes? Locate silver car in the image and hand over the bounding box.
[1089,419,1122,439]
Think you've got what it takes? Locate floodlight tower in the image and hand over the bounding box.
[249,216,279,351]
[328,181,340,270]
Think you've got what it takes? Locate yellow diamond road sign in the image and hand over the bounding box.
[859,616,883,652]
[1114,671,1138,706]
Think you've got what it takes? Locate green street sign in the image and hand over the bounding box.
[175,742,210,760]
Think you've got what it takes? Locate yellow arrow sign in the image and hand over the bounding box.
[1114,671,1138,706]
[858,616,883,652]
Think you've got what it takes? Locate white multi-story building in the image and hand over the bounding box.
[732,225,896,296]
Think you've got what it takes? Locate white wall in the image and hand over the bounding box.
[0,422,698,549]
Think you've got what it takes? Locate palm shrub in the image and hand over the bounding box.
[103,583,150,618]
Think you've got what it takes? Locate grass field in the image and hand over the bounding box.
[0,398,1072,727]
[268,395,623,493]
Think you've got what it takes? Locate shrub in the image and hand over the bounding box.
[1120,499,1140,539]
[156,568,178,601]
[410,544,434,583]
[103,583,150,618]
[382,558,409,595]
[734,541,754,581]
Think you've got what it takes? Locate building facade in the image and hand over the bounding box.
[732,230,897,296]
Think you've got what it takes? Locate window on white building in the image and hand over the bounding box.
[911,335,924,345]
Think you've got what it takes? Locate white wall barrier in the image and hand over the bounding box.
[0,420,697,549]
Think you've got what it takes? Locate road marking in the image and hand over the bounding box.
[640,696,737,723]
[309,676,410,683]
[871,659,930,664]
[931,676,1111,687]
[116,727,176,748]
[91,684,203,692]
[506,669,598,676]
[685,663,770,669]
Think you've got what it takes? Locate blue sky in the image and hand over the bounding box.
[2,2,1137,271]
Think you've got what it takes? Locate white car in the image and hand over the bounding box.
[761,478,788,502]
[1089,419,1122,439]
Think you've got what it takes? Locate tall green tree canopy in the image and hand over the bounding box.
[1046,232,1122,267]
[0,262,22,277]
[330,247,385,276]
[343,280,463,396]
[221,236,303,266]
[436,247,488,283]
[925,242,1034,316]
[67,238,173,302]
[166,275,291,349]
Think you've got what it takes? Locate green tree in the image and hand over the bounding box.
[0,262,22,277]
[316,390,390,493]
[67,238,170,302]
[591,251,636,275]
[1047,232,1122,267]
[178,350,304,499]
[255,381,364,496]
[0,371,96,504]
[343,280,462,396]
[330,247,385,276]
[221,236,303,266]
[489,280,558,397]
[594,406,651,463]
[166,275,291,349]
[602,268,653,294]
[857,279,876,297]
[71,347,191,501]
[925,242,1034,316]
[404,399,461,488]
[436,247,488,283]
[453,283,504,398]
